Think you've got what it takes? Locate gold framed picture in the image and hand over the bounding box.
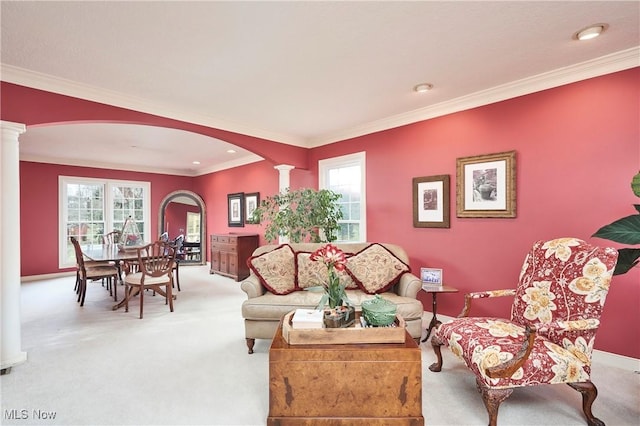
[456,151,516,218]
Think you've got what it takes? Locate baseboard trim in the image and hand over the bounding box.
[21,271,75,282]
[424,312,639,372]
[592,350,640,372]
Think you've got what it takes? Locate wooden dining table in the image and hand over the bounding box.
[80,243,148,310]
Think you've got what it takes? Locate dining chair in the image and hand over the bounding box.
[429,238,618,426]
[70,236,120,306]
[123,241,177,319]
[102,230,121,244]
[171,234,185,291]
[100,229,125,286]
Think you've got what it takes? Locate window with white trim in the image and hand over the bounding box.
[186,211,200,242]
[59,176,151,268]
[319,152,366,242]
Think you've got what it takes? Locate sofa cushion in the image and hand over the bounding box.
[346,243,411,294]
[296,251,358,290]
[247,244,296,295]
[241,290,423,322]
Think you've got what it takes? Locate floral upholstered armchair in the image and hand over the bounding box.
[429,238,618,426]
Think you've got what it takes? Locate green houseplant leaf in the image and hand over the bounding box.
[592,171,640,275]
[251,188,344,243]
[592,214,640,245]
[613,248,640,275]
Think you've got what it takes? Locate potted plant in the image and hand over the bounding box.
[307,244,354,328]
[592,172,640,275]
[251,188,343,243]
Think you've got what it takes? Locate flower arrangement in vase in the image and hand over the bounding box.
[308,244,354,327]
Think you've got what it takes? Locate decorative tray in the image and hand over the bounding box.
[281,310,406,345]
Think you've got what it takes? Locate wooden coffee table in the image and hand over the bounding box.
[268,319,424,425]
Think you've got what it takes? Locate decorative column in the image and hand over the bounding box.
[274,164,295,244]
[1,120,27,374]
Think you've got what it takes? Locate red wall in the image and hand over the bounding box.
[193,160,315,246]
[19,161,193,276]
[198,69,640,358]
[1,82,310,169]
[305,68,640,358]
[164,202,199,240]
[12,68,639,358]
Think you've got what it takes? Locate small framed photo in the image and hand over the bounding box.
[420,267,443,285]
[227,192,244,227]
[456,150,516,218]
[413,175,450,228]
[244,192,260,224]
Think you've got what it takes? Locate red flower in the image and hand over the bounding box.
[310,244,346,271]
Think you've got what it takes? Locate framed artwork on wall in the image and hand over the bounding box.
[413,175,450,228]
[420,267,443,286]
[227,192,244,227]
[456,151,516,218]
[244,192,260,224]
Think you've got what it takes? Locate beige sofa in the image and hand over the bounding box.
[240,242,424,354]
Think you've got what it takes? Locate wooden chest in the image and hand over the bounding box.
[209,233,258,281]
[268,322,423,425]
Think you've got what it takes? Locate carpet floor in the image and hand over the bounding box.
[1,265,638,425]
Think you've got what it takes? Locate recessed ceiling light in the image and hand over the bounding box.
[227,149,236,154]
[413,83,433,93]
[192,161,200,165]
[574,24,607,41]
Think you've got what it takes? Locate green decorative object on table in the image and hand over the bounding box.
[362,295,397,326]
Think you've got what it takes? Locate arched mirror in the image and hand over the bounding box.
[158,190,206,265]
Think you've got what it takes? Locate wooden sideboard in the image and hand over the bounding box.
[209,233,259,281]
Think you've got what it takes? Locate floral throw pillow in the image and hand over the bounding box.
[345,243,410,294]
[248,244,296,295]
[296,251,357,290]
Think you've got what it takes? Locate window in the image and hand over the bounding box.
[59,176,151,268]
[186,211,200,242]
[319,152,366,242]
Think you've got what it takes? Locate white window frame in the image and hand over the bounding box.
[319,151,366,242]
[186,211,200,242]
[58,176,151,268]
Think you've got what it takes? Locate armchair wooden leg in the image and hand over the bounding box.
[476,379,513,426]
[429,334,445,372]
[246,338,255,354]
[568,381,604,426]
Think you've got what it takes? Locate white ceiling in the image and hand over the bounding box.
[2,1,638,176]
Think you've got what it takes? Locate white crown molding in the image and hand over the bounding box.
[19,153,262,177]
[0,65,307,148]
[309,47,640,147]
[194,154,264,176]
[3,47,638,150]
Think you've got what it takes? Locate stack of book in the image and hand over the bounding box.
[422,282,445,292]
[291,308,324,329]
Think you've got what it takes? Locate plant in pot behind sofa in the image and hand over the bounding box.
[251,188,343,243]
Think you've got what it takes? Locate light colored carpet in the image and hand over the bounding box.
[1,265,638,425]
